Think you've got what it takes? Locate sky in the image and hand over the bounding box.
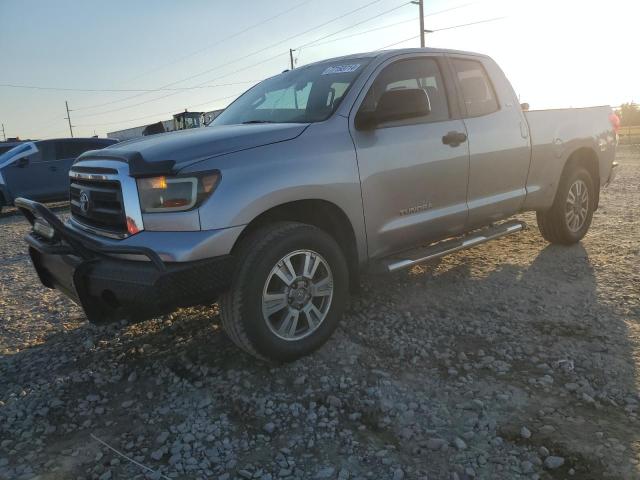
[0,0,638,140]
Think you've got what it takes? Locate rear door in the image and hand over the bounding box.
[50,140,81,199]
[50,140,107,199]
[350,54,470,259]
[448,55,531,227]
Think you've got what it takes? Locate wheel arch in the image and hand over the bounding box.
[558,147,600,209]
[232,199,362,291]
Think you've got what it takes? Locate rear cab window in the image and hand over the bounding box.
[451,58,499,117]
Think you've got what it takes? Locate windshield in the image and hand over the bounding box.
[0,142,37,168]
[212,58,371,125]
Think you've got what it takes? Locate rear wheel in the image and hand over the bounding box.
[537,167,595,245]
[220,222,349,362]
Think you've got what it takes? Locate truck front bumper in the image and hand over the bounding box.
[15,198,235,324]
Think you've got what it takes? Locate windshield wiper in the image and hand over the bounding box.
[241,120,275,124]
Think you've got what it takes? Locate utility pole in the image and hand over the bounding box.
[1,123,5,142]
[64,101,74,138]
[289,48,296,70]
[411,0,425,47]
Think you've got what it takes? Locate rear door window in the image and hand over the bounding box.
[33,141,54,162]
[451,58,499,117]
[54,140,98,160]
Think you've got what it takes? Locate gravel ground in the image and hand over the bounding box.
[1,147,638,480]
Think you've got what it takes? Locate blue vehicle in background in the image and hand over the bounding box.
[0,138,117,214]
[0,140,28,156]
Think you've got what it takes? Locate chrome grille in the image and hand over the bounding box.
[69,168,127,236]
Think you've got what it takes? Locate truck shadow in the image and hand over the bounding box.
[353,242,639,479]
[1,241,637,479]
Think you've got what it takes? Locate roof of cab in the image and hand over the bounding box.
[35,137,118,144]
[303,47,490,67]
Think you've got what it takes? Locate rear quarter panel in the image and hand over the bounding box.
[523,106,616,210]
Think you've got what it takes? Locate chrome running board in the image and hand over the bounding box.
[383,220,527,273]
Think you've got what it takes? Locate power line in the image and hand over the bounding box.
[76,15,509,132]
[72,0,392,115]
[374,15,508,50]
[0,80,261,93]
[121,0,315,84]
[375,34,421,50]
[432,15,507,32]
[296,1,412,50]
[0,0,478,96]
[301,2,478,50]
[305,17,416,48]
[75,109,183,128]
[424,2,480,20]
[73,56,283,119]
[75,93,241,128]
[39,5,507,136]
[4,4,497,100]
[2,1,474,96]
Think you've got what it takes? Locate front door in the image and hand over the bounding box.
[2,143,55,201]
[449,56,531,227]
[350,55,470,259]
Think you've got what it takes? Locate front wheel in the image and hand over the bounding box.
[537,167,595,245]
[220,222,349,362]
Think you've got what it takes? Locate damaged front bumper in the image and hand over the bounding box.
[15,198,234,324]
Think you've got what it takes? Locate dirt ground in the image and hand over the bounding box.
[0,147,638,480]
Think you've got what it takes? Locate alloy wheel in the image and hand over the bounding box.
[261,249,334,341]
[565,179,589,232]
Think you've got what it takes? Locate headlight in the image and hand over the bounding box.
[136,172,220,213]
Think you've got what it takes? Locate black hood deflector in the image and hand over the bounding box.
[75,123,309,177]
[75,150,176,178]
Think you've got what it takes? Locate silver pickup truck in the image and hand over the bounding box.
[16,48,618,362]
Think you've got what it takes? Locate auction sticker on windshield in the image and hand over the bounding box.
[322,64,361,75]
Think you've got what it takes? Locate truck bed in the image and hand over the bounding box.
[522,106,617,210]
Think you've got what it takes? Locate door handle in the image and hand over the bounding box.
[442,131,467,147]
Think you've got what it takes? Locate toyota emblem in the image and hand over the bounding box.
[79,191,90,213]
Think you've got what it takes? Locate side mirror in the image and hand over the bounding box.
[15,157,29,168]
[356,88,431,130]
[520,102,530,111]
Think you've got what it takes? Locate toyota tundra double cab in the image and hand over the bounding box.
[16,48,618,362]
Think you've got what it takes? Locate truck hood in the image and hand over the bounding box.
[77,123,308,175]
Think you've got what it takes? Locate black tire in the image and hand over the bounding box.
[220,222,349,362]
[536,167,595,245]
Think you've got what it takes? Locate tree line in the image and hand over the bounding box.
[615,102,640,126]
